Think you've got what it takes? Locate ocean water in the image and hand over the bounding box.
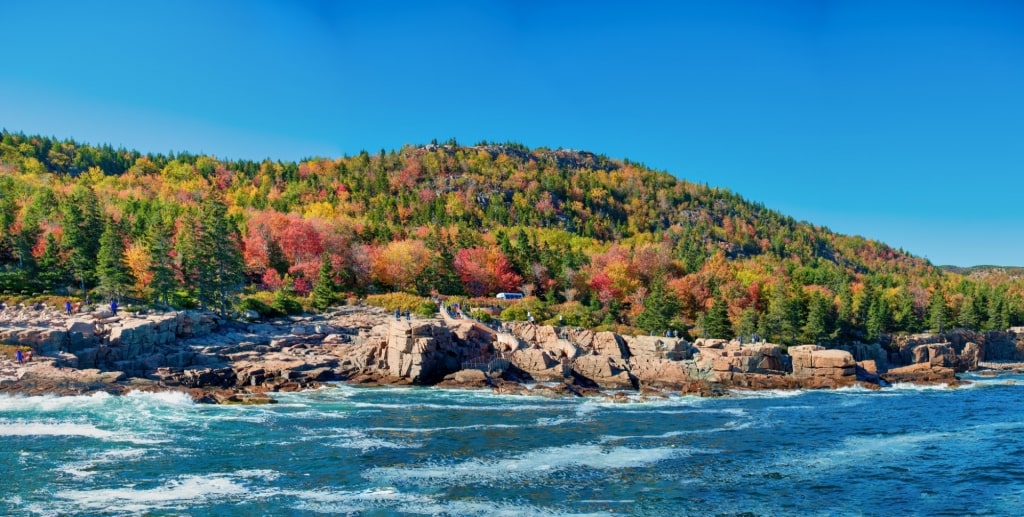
[2,373,1023,516]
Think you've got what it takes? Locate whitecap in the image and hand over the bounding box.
[288,425,421,451]
[0,422,159,444]
[121,390,195,407]
[727,388,809,399]
[365,444,686,487]
[56,447,149,479]
[52,471,279,514]
[286,487,613,517]
[0,392,113,413]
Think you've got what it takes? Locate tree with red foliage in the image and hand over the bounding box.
[453,246,522,297]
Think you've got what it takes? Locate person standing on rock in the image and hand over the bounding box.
[110,299,118,316]
[65,299,73,315]
[15,349,23,365]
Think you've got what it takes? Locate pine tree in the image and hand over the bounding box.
[311,253,336,311]
[866,297,890,342]
[199,194,244,316]
[801,293,831,344]
[957,295,980,330]
[927,288,948,334]
[62,185,103,296]
[635,281,679,334]
[147,216,177,308]
[95,217,134,300]
[37,232,67,292]
[704,296,734,340]
[175,210,202,305]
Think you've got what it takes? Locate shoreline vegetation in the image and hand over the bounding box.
[1,300,1021,404]
[1,132,1023,401]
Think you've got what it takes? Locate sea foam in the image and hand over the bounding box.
[365,444,685,487]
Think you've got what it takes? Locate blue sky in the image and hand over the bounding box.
[2,0,1023,266]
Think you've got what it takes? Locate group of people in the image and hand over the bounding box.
[63,299,118,316]
[13,348,31,365]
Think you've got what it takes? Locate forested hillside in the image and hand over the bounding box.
[1,131,1021,343]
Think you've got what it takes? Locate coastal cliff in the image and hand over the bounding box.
[2,304,1022,402]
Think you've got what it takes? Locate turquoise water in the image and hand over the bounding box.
[2,374,1023,516]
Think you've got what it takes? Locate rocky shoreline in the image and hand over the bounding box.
[1,302,1023,403]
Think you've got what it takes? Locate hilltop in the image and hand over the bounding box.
[0,131,1021,344]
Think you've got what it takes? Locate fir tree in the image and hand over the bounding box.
[62,185,103,296]
[311,253,336,311]
[95,217,134,300]
[703,296,734,340]
[147,216,177,308]
[928,288,948,334]
[635,281,679,334]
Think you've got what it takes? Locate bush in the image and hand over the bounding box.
[500,297,549,322]
[238,296,280,318]
[550,301,596,328]
[469,309,494,323]
[415,300,439,318]
[272,290,304,316]
[366,293,431,313]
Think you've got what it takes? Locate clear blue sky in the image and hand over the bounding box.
[2,0,1023,267]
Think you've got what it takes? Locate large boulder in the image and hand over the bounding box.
[570,354,633,389]
[790,346,856,380]
[911,343,954,367]
[957,342,982,371]
[881,362,958,385]
[628,356,699,388]
[509,348,564,381]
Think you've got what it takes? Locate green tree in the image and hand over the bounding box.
[866,297,890,342]
[927,288,948,334]
[635,281,679,334]
[957,295,980,330]
[311,253,336,310]
[62,185,103,296]
[37,232,68,292]
[199,194,244,316]
[703,296,734,340]
[147,216,177,308]
[95,217,134,300]
[736,307,759,341]
[801,292,832,344]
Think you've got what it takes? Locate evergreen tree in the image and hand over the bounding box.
[311,253,336,311]
[836,284,854,340]
[95,217,134,300]
[703,296,734,340]
[37,232,67,292]
[147,216,177,308]
[801,292,831,344]
[957,295,980,330]
[987,291,1009,331]
[866,297,890,342]
[199,194,244,316]
[927,287,948,334]
[61,185,103,296]
[635,281,679,334]
[174,210,202,305]
[736,307,759,341]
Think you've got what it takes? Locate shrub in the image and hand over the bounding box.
[272,290,304,316]
[415,300,439,318]
[550,301,596,328]
[469,309,494,323]
[500,297,549,322]
[366,293,431,313]
[238,296,280,318]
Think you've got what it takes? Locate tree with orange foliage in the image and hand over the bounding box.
[370,239,434,292]
[453,246,522,297]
